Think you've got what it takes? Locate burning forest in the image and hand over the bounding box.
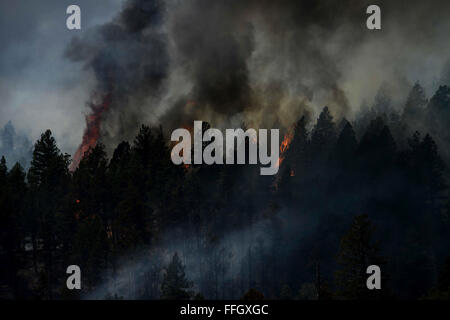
[70,94,112,171]
[2,0,450,303]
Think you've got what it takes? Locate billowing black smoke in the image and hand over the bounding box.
[65,0,169,153]
[66,0,450,154]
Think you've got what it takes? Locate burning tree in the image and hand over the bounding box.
[70,94,111,171]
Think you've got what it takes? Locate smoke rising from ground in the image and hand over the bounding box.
[85,207,320,300]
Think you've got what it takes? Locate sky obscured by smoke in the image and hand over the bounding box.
[0,0,122,155]
[1,0,450,156]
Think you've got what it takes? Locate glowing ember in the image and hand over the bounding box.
[70,94,111,171]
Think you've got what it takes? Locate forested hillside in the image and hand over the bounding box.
[1,83,450,300]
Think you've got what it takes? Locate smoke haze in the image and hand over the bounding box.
[2,1,450,301]
[1,0,450,156]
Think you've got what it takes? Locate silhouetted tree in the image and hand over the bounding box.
[334,120,357,169]
[27,130,70,299]
[403,82,427,129]
[426,85,450,160]
[310,106,337,161]
[335,214,385,300]
[357,117,396,175]
[400,132,446,216]
[372,84,393,115]
[161,253,193,300]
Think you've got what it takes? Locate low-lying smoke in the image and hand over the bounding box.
[84,207,319,300]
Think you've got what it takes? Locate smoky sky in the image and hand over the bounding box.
[2,0,450,155]
[0,0,122,155]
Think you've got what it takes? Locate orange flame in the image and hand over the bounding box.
[272,127,294,190]
[276,129,294,168]
[70,94,111,171]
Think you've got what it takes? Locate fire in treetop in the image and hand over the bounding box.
[70,94,111,171]
[276,129,294,168]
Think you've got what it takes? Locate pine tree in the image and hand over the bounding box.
[421,134,446,213]
[148,126,183,232]
[426,85,450,158]
[3,163,28,297]
[428,85,450,114]
[403,82,427,126]
[28,130,70,187]
[310,106,337,160]
[334,120,357,169]
[288,115,309,176]
[27,130,70,299]
[72,144,109,221]
[401,132,446,215]
[372,84,393,115]
[307,107,338,206]
[354,100,376,138]
[111,126,155,249]
[0,157,17,296]
[133,125,154,168]
[108,141,131,263]
[335,214,385,300]
[160,253,193,300]
[357,118,396,175]
[70,144,110,288]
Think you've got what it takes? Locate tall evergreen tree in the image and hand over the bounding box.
[0,157,19,296]
[310,106,337,160]
[289,115,309,175]
[161,253,193,300]
[426,85,450,160]
[428,85,450,114]
[334,121,357,169]
[277,116,310,201]
[70,144,110,288]
[72,144,109,221]
[372,84,393,115]
[403,82,427,125]
[27,130,70,299]
[335,214,386,300]
[401,132,446,215]
[357,118,396,176]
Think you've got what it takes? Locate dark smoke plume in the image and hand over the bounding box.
[66,0,450,157]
